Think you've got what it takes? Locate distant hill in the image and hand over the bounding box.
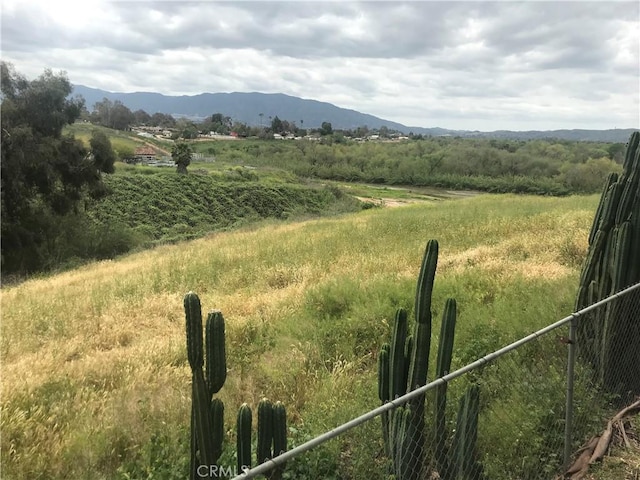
[72,85,637,142]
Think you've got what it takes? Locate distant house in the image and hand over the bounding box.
[134,146,158,163]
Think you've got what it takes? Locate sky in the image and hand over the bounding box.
[1,0,639,131]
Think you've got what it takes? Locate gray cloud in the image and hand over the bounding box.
[1,0,638,130]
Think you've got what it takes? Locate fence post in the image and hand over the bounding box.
[563,315,577,468]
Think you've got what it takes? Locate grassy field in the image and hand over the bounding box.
[1,193,608,479]
[66,123,159,156]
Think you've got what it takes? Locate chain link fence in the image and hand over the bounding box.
[231,282,640,480]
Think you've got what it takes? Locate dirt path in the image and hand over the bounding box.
[128,136,172,156]
[355,197,428,208]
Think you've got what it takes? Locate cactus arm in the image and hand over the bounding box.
[185,292,215,469]
[270,401,288,480]
[407,240,438,393]
[434,298,457,477]
[403,335,413,390]
[378,343,390,403]
[408,321,431,392]
[211,398,224,465]
[452,385,480,480]
[192,371,216,468]
[257,398,274,465]
[237,403,253,473]
[390,309,408,399]
[185,292,204,370]
[272,401,287,457]
[589,173,618,245]
[414,239,439,325]
[205,310,227,395]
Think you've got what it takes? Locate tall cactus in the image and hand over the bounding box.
[185,292,219,477]
[434,298,457,477]
[184,293,288,479]
[378,241,482,479]
[576,131,640,399]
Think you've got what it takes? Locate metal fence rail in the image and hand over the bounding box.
[232,282,640,480]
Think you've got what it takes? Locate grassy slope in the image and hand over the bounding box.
[89,172,362,244]
[66,122,172,155]
[1,194,601,479]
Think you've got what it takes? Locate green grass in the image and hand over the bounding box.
[1,193,604,479]
[88,173,364,246]
[65,123,148,154]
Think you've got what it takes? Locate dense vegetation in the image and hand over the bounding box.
[88,172,362,246]
[188,136,625,195]
[0,63,115,275]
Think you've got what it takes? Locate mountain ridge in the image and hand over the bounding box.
[72,84,637,142]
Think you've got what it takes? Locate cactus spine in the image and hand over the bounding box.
[576,131,640,400]
[378,241,481,479]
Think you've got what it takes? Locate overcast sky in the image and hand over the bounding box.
[1,1,639,131]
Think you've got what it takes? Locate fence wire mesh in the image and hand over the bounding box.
[232,283,640,480]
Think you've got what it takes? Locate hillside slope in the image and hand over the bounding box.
[1,194,604,479]
[89,172,363,244]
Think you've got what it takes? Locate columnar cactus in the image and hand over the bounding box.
[256,399,288,480]
[434,298,457,477]
[184,293,288,479]
[576,131,640,399]
[185,292,220,478]
[378,241,482,480]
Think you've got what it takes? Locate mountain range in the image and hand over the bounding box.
[72,85,637,143]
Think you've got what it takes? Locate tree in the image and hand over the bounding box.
[201,113,232,135]
[172,142,193,174]
[90,130,116,173]
[92,98,134,130]
[231,121,250,137]
[150,112,176,128]
[133,109,151,125]
[320,121,333,136]
[271,115,284,134]
[110,101,135,130]
[1,62,108,273]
